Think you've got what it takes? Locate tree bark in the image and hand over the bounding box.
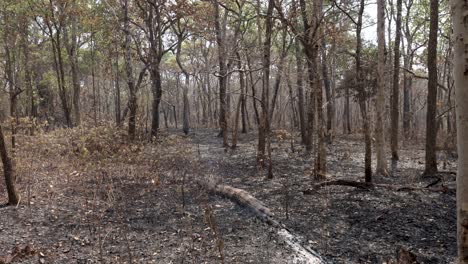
[123,0,137,140]
[65,0,81,127]
[356,0,372,182]
[375,0,388,176]
[213,0,229,147]
[150,67,163,139]
[0,125,19,206]
[295,41,307,144]
[423,0,439,176]
[259,0,274,178]
[114,48,122,127]
[321,37,333,143]
[390,0,402,162]
[453,0,468,261]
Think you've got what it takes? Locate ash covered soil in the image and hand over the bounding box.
[0,127,457,263]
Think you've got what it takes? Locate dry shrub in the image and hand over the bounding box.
[70,126,133,160]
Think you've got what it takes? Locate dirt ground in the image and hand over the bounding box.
[0,126,457,263]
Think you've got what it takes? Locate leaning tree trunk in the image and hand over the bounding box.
[423,0,439,176]
[0,125,19,206]
[375,0,388,176]
[453,0,468,261]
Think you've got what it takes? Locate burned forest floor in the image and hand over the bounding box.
[0,125,457,263]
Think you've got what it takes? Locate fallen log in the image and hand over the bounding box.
[302,179,454,195]
[202,180,329,264]
[207,184,277,225]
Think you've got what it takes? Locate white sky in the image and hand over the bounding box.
[362,2,378,43]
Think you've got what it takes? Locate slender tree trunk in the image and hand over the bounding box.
[0,125,19,206]
[313,0,326,175]
[150,67,163,139]
[356,0,372,182]
[453,0,468,261]
[375,0,388,176]
[213,0,228,147]
[402,1,414,137]
[295,42,307,144]
[21,16,35,125]
[246,56,260,126]
[175,34,190,135]
[330,26,337,138]
[123,0,137,140]
[182,74,190,135]
[231,92,242,148]
[70,3,81,126]
[114,50,122,127]
[344,86,351,134]
[390,0,402,162]
[403,52,412,136]
[423,0,439,176]
[321,37,333,143]
[258,0,274,179]
[269,28,288,121]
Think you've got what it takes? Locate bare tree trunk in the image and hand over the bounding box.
[344,86,351,134]
[233,52,247,143]
[321,37,333,143]
[312,0,326,175]
[231,92,242,148]
[213,0,229,147]
[453,0,468,260]
[114,48,122,127]
[423,0,439,176]
[390,0,402,162]
[356,0,372,182]
[175,33,190,135]
[150,67,163,139]
[0,125,19,206]
[66,0,81,127]
[182,74,190,135]
[402,0,414,137]
[269,28,288,122]
[123,0,137,140]
[295,42,307,144]
[258,0,274,179]
[91,34,97,126]
[375,0,388,176]
[21,16,36,126]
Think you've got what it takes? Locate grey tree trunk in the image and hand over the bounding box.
[123,0,137,140]
[0,125,19,206]
[423,0,439,176]
[375,0,388,176]
[390,0,402,162]
[356,0,372,182]
[213,0,229,147]
[453,0,468,261]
